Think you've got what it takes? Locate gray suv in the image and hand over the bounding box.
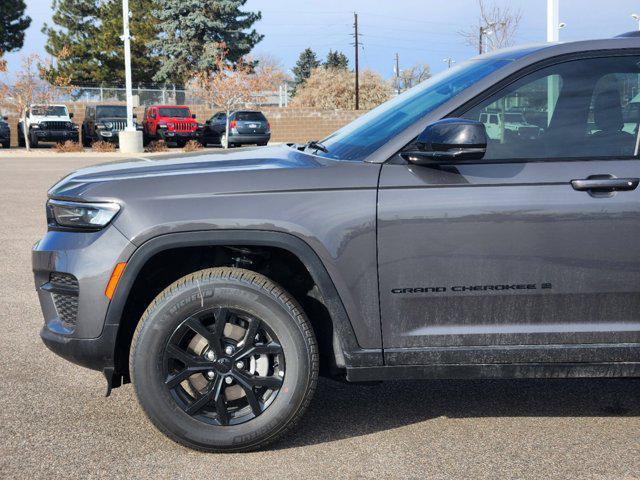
[33,36,640,452]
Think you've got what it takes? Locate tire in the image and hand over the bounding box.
[17,125,25,147]
[30,134,38,148]
[220,132,229,148]
[1,141,9,149]
[81,129,92,147]
[258,142,268,147]
[130,267,318,452]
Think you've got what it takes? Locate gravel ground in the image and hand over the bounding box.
[1,155,639,480]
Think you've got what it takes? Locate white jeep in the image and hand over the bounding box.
[18,104,79,148]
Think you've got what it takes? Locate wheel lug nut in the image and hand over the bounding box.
[235,361,244,369]
[205,351,215,361]
[225,376,233,385]
[206,371,215,379]
[225,346,234,355]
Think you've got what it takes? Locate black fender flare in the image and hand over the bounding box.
[106,230,382,369]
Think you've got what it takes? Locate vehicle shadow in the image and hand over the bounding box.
[276,377,640,449]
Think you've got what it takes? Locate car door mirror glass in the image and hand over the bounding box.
[401,118,487,165]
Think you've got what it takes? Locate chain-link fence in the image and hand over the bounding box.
[55,84,291,107]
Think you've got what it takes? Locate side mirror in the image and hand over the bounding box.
[69,112,74,118]
[133,113,137,119]
[2,116,7,121]
[192,114,196,119]
[205,119,211,125]
[401,118,487,165]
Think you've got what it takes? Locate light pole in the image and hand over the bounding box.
[443,57,455,69]
[119,0,143,152]
[478,26,493,54]
[632,13,640,30]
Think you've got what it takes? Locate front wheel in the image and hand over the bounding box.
[130,267,318,452]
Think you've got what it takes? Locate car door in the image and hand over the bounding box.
[378,52,640,365]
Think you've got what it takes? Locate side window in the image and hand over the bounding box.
[461,55,640,160]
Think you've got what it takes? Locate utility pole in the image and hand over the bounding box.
[546,0,560,42]
[443,57,455,69]
[478,26,484,54]
[632,13,640,30]
[394,52,400,95]
[354,12,360,110]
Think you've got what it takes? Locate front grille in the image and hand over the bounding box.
[112,120,126,131]
[41,121,70,130]
[49,272,79,326]
[175,121,194,132]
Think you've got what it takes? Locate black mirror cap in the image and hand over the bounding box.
[404,118,487,164]
[69,112,74,118]
[417,118,486,151]
[1,116,7,121]
[133,113,137,119]
[192,114,196,119]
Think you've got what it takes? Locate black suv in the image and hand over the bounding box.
[200,110,270,147]
[0,115,10,148]
[34,36,640,452]
[81,105,139,146]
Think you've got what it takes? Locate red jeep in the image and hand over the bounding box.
[143,105,200,147]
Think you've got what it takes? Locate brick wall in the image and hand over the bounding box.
[3,103,368,147]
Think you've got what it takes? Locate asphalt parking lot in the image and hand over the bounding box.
[1,154,640,479]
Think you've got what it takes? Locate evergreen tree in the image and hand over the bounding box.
[42,0,102,84]
[0,0,31,54]
[97,0,161,85]
[324,50,348,70]
[292,48,320,92]
[43,0,161,86]
[153,0,263,85]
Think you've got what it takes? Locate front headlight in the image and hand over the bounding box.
[104,122,113,129]
[47,200,120,229]
[31,123,40,129]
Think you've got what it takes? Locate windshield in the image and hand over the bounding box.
[96,106,127,118]
[317,58,511,161]
[31,106,67,117]
[159,108,191,118]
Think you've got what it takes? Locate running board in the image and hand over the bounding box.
[345,362,640,382]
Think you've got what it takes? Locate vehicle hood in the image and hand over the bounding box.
[31,115,71,123]
[48,144,378,202]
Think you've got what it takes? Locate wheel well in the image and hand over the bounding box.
[114,245,342,382]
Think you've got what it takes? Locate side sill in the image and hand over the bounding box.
[346,362,640,382]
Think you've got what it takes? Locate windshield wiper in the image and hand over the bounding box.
[303,140,329,153]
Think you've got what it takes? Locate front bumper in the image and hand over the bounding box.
[33,226,136,371]
[33,129,79,142]
[158,130,198,141]
[229,133,271,145]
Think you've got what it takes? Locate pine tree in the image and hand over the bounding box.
[42,0,102,84]
[324,50,348,70]
[43,0,161,86]
[153,0,263,85]
[292,48,320,92]
[0,0,31,54]
[96,0,161,85]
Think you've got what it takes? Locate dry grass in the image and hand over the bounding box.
[183,140,203,152]
[91,140,117,152]
[53,141,84,153]
[144,140,169,152]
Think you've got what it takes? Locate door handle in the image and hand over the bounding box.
[571,175,639,193]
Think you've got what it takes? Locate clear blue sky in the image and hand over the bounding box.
[5,0,640,81]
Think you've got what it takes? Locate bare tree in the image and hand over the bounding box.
[393,63,431,93]
[190,43,273,148]
[0,54,69,150]
[459,0,522,54]
[252,53,291,91]
[291,67,392,110]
